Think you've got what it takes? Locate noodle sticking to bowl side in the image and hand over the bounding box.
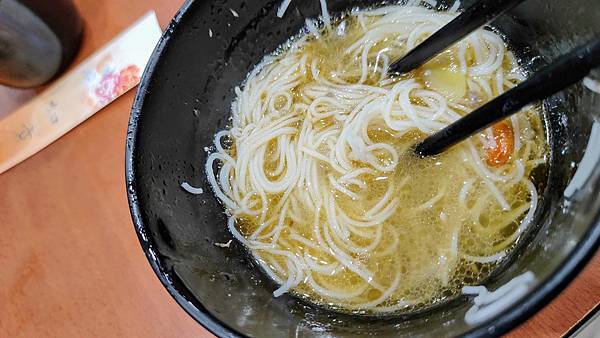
[205,5,547,313]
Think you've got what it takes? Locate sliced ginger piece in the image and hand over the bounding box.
[422,66,467,100]
[419,48,467,101]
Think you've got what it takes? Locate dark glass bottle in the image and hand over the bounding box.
[0,0,82,88]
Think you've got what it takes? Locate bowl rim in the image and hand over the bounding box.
[125,1,600,337]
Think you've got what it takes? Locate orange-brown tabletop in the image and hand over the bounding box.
[0,1,598,337]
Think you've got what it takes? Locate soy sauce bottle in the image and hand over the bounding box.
[0,0,82,88]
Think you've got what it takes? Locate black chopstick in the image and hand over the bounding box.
[389,0,527,74]
[415,38,600,157]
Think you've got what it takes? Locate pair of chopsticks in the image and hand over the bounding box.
[389,0,600,156]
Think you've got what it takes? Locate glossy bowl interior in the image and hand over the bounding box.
[126,0,600,337]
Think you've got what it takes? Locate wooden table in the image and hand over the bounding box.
[0,1,598,337]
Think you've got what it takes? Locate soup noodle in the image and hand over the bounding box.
[206,5,547,312]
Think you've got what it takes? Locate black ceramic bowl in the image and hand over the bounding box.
[126,0,600,337]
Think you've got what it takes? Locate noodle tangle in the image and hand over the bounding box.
[205,5,546,312]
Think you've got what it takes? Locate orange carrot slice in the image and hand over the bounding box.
[486,121,514,167]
